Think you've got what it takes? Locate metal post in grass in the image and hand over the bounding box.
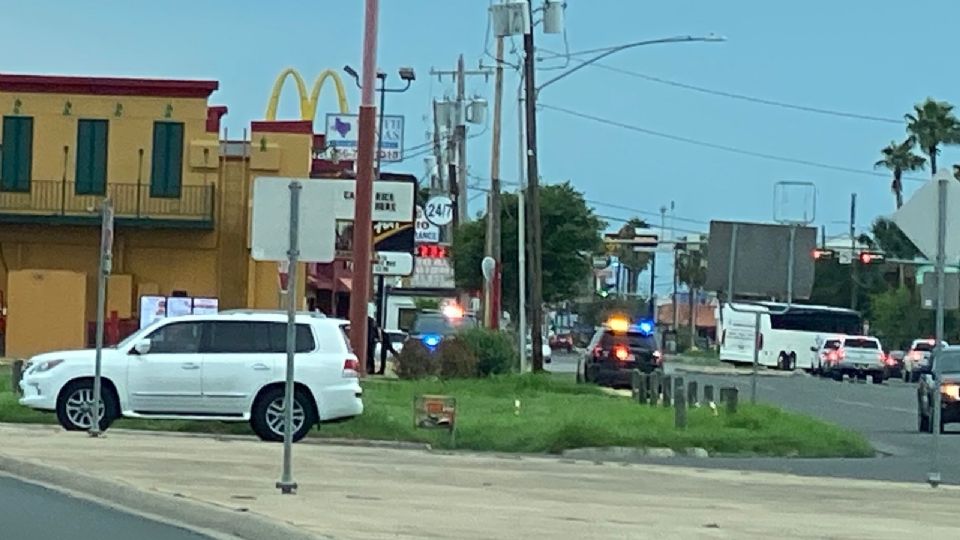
[649,371,662,406]
[631,369,642,401]
[11,360,24,393]
[720,387,738,413]
[674,376,684,400]
[703,384,714,404]
[661,375,673,408]
[637,373,649,404]
[687,380,698,407]
[674,385,687,429]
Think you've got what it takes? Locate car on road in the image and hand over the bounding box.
[18,312,363,442]
[525,334,553,364]
[903,339,947,382]
[885,349,906,379]
[404,305,478,352]
[821,335,886,383]
[549,328,574,353]
[374,329,407,361]
[577,317,662,388]
[813,335,844,374]
[916,345,960,433]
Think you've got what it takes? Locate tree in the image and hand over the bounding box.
[677,241,708,349]
[613,218,651,295]
[871,217,920,260]
[452,182,603,319]
[874,138,925,208]
[905,98,960,176]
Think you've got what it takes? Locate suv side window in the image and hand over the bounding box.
[147,321,204,354]
[266,323,316,353]
[204,321,272,353]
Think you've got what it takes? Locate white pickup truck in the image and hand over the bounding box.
[823,336,886,384]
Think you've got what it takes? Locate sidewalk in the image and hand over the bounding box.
[0,423,955,539]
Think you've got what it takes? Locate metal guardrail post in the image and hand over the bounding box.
[703,384,715,404]
[649,371,661,406]
[631,369,641,401]
[637,373,649,405]
[687,381,698,407]
[661,375,673,408]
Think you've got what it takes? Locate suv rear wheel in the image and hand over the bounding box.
[250,386,317,442]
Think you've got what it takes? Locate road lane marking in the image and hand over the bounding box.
[834,398,914,415]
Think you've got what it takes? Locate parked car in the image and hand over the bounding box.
[403,306,478,352]
[525,334,553,364]
[374,329,407,362]
[821,335,885,383]
[904,339,948,382]
[917,345,960,433]
[577,317,662,388]
[18,313,363,442]
[885,350,906,379]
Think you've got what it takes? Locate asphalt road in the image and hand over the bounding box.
[549,351,960,486]
[0,474,213,540]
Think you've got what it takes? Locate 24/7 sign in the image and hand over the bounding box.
[424,195,454,226]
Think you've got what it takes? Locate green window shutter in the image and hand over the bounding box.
[76,120,108,195]
[1,116,33,193]
[150,121,184,198]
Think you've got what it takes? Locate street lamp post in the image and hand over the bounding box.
[518,32,725,371]
[344,64,416,374]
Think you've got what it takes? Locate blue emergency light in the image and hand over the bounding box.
[421,334,442,350]
[634,320,654,336]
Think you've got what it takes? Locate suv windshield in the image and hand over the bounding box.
[844,338,879,349]
[823,339,842,350]
[933,351,960,373]
[913,341,937,352]
[410,313,478,335]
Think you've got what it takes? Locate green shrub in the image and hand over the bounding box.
[456,327,518,376]
[436,338,479,379]
[395,340,439,380]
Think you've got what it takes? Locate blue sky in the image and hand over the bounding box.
[4,0,959,294]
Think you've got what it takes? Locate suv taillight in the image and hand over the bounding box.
[613,345,630,361]
[343,358,360,378]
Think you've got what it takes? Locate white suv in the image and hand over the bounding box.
[18,313,363,442]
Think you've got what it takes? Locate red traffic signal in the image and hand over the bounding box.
[858,251,885,264]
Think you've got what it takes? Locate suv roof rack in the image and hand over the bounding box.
[219,309,327,318]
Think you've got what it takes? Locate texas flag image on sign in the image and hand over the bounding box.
[333,117,352,137]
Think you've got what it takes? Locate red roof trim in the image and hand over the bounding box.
[206,105,228,133]
[250,120,313,134]
[0,73,218,98]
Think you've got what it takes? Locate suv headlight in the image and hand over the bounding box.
[941,383,960,402]
[33,359,65,373]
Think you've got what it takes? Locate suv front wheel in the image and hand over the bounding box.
[56,379,119,432]
[250,386,317,443]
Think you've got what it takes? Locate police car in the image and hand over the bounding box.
[404,303,478,352]
[576,317,663,387]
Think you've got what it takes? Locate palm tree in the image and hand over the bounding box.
[614,218,651,296]
[905,98,960,175]
[874,139,925,208]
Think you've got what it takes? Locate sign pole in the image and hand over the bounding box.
[89,197,113,437]
[929,174,947,488]
[277,181,301,495]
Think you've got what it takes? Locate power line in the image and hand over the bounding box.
[537,48,903,125]
[537,102,927,183]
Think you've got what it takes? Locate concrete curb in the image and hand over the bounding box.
[671,365,802,378]
[0,453,326,540]
[561,446,710,462]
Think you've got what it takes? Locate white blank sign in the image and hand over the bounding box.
[251,177,337,263]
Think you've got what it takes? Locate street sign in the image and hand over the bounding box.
[424,195,454,226]
[704,220,817,299]
[325,113,405,162]
[592,255,609,269]
[410,255,456,288]
[892,170,960,262]
[100,200,114,275]
[374,252,414,276]
[415,206,440,243]
[251,178,336,262]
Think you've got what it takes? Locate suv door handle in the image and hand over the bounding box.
[252,363,270,371]
[181,363,200,370]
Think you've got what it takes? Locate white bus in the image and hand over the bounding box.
[718,302,862,370]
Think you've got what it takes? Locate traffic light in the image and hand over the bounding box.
[812,248,835,260]
[858,251,885,264]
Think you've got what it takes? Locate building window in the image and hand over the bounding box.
[150,121,184,198]
[75,119,109,195]
[1,116,34,193]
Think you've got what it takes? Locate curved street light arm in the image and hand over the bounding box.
[535,35,725,96]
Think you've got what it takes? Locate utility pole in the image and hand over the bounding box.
[523,1,546,372]
[484,36,505,329]
[849,193,857,310]
[432,101,445,193]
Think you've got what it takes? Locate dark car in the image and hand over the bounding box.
[404,309,478,351]
[917,346,960,433]
[549,328,574,353]
[577,319,662,388]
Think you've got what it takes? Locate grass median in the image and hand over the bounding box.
[0,369,873,458]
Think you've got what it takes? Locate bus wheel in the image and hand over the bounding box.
[787,353,796,371]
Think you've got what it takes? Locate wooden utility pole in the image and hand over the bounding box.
[522,3,545,372]
[484,37,505,329]
[456,55,469,225]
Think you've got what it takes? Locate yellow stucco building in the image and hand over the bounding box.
[0,73,318,357]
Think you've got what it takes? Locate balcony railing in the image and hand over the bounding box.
[0,180,214,228]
